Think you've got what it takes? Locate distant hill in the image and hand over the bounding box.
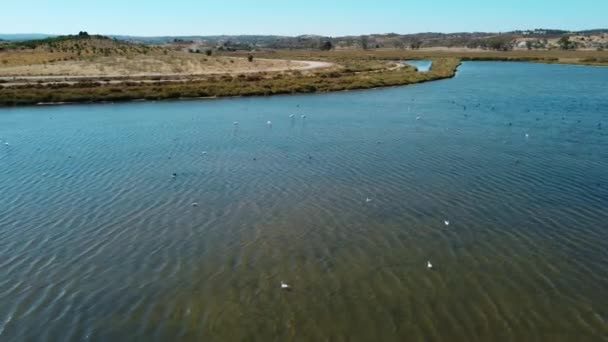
[0,33,167,66]
[0,33,136,51]
[3,29,608,50]
[104,29,608,50]
[110,34,289,45]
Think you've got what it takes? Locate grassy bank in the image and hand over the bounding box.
[0,58,460,106]
[2,47,607,107]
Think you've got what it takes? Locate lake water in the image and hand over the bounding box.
[404,59,433,72]
[1,62,607,341]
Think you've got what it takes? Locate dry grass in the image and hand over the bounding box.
[247,48,608,66]
[0,37,160,65]
[0,53,309,77]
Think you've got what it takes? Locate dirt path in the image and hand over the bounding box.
[0,59,335,87]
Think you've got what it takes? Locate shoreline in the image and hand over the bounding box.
[1,56,606,108]
[0,58,460,107]
[29,70,459,108]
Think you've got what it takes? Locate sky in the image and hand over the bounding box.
[2,0,607,37]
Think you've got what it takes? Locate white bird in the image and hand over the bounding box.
[416,116,421,121]
[267,120,272,127]
[525,133,530,138]
[444,220,450,226]
[202,151,207,155]
[365,197,373,203]
[4,142,8,146]
[301,115,307,119]
[192,202,199,207]
[233,121,239,126]
[280,281,290,290]
[427,261,433,269]
[289,114,295,118]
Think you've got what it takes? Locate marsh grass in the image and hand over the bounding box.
[0,58,460,106]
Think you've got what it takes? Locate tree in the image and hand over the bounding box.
[360,36,369,50]
[247,54,254,62]
[558,36,574,50]
[487,36,512,51]
[393,40,405,49]
[78,31,89,37]
[410,40,422,50]
[320,41,333,51]
[525,41,533,50]
[205,49,212,56]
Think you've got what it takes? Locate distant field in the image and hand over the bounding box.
[0,52,330,77]
[0,54,311,77]
[247,48,608,66]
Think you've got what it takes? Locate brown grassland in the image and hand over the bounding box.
[249,48,608,66]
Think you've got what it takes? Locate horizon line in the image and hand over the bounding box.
[2,27,608,39]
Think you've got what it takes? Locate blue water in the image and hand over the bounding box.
[404,59,432,71]
[0,62,607,341]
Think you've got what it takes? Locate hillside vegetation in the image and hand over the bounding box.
[0,32,166,66]
[0,33,319,79]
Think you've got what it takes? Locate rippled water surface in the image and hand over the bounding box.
[1,62,608,341]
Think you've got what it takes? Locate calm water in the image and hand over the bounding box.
[1,62,607,341]
[404,59,433,72]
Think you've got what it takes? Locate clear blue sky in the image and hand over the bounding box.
[2,0,607,36]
